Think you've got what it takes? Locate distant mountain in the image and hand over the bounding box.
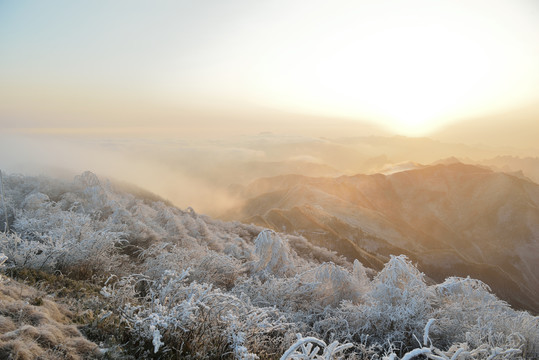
[477,156,539,184]
[225,163,539,313]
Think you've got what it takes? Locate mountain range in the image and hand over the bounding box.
[224,162,539,313]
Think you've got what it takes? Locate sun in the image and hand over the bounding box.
[247,14,503,137]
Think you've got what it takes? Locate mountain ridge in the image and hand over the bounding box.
[224,162,539,312]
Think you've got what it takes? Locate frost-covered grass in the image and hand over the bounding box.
[0,171,537,359]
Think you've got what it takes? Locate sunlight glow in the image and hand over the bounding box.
[221,1,539,136]
[2,0,539,136]
[247,23,505,135]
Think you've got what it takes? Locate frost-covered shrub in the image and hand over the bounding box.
[73,170,111,216]
[138,243,202,279]
[309,256,432,348]
[0,232,55,270]
[352,259,371,291]
[356,255,434,343]
[154,203,192,241]
[431,277,539,357]
[0,252,7,280]
[224,236,256,262]
[232,262,364,331]
[378,318,527,360]
[234,261,361,315]
[102,269,293,359]
[233,273,317,315]
[300,318,529,360]
[280,333,353,360]
[8,204,124,274]
[138,242,245,290]
[310,262,361,307]
[0,174,127,275]
[190,252,244,290]
[252,230,294,277]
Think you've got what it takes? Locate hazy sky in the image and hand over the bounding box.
[1,0,539,136]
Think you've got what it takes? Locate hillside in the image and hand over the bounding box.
[226,162,539,313]
[0,171,537,359]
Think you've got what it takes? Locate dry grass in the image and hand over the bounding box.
[0,278,102,360]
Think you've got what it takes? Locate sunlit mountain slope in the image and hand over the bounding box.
[226,163,539,313]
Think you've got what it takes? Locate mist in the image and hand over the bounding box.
[1,123,537,217]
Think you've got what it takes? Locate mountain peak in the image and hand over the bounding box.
[432,157,461,165]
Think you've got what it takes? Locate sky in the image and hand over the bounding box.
[1,0,539,137]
